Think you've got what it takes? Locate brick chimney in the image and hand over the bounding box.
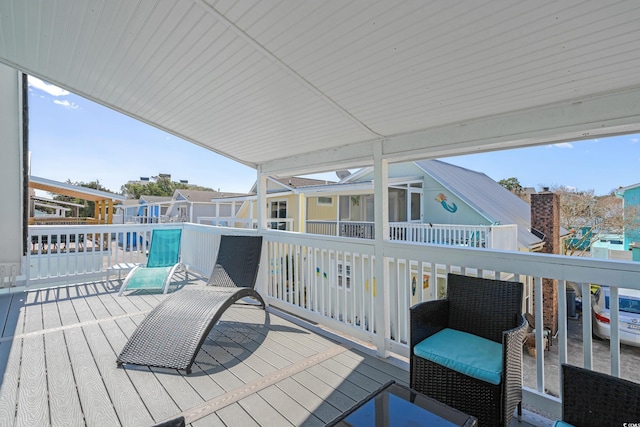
[530,188,560,335]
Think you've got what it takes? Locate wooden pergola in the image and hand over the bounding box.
[29,176,125,225]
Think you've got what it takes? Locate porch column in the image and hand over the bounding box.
[373,141,390,357]
[0,64,24,287]
[107,199,114,224]
[256,170,269,303]
[297,193,306,233]
[336,196,340,236]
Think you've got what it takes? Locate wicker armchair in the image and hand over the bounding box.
[410,273,526,426]
[560,363,640,427]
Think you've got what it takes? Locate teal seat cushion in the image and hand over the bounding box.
[413,328,503,385]
[553,421,575,427]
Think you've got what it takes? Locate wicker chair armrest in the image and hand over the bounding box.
[501,314,526,423]
[410,300,449,351]
[501,314,526,366]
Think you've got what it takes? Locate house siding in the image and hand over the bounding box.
[307,196,337,221]
[623,187,640,249]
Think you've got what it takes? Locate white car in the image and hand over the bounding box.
[592,286,640,347]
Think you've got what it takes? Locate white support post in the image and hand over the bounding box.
[0,65,24,288]
[336,196,340,236]
[373,141,390,357]
[256,171,267,231]
[298,193,306,233]
[256,169,269,303]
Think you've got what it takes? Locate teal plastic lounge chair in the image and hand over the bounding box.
[118,229,185,296]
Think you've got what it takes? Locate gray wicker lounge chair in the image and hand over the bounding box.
[410,273,526,426]
[557,363,640,427]
[117,235,264,374]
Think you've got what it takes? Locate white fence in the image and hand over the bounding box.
[14,222,640,419]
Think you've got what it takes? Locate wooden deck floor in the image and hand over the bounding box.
[0,275,550,426]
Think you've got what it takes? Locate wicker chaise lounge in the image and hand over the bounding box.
[410,273,526,426]
[117,235,264,374]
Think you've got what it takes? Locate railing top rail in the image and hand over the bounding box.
[28,223,184,233]
[383,239,640,289]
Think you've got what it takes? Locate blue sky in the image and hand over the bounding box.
[28,77,640,196]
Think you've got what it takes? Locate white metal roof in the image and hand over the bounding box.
[3,1,640,177]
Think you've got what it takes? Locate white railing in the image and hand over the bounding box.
[258,229,640,418]
[23,223,182,286]
[197,217,295,231]
[389,223,518,250]
[306,220,376,238]
[307,221,518,250]
[306,220,338,236]
[15,222,640,420]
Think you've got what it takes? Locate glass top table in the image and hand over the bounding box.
[326,381,477,427]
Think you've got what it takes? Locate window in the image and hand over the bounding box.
[317,196,333,206]
[269,200,287,230]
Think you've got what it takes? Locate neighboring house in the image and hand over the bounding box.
[615,183,640,250]
[165,189,246,223]
[231,176,337,232]
[592,183,640,261]
[220,160,568,253]
[117,195,172,224]
[303,159,547,251]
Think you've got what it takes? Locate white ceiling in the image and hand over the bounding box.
[2,0,640,176]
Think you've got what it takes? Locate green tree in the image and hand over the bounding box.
[552,185,625,255]
[498,177,524,195]
[120,176,214,199]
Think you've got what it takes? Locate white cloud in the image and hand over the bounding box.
[553,142,573,149]
[53,99,79,109]
[28,76,70,97]
[631,137,639,144]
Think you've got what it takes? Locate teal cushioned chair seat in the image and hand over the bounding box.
[413,328,503,385]
[552,421,575,427]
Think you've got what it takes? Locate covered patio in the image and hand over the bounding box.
[2,1,640,426]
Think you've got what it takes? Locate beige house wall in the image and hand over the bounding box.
[307,196,338,221]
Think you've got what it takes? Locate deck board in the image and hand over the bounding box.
[40,289,63,330]
[0,337,22,426]
[276,376,344,423]
[236,392,296,427]
[44,331,84,427]
[54,286,81,326]
[215,403,261,427]
[15,335,48,427]
[259,384,325,427]
[84,322,155,427]
[111,313,182,423]
[23,291,43,333]
[290,370,356,413]
[65,326,121,426]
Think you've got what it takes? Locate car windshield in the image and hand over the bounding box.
[605,295,640,314]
